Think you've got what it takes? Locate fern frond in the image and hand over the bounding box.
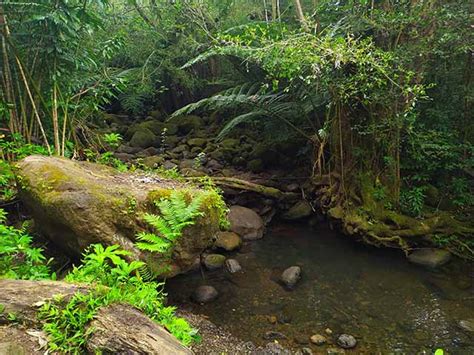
[217,110,267,140]
[136,232,171,252]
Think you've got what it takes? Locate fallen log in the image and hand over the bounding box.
[0,279,192,354]
[188,176,298,200]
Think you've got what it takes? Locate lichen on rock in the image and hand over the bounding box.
[15,155,223,277]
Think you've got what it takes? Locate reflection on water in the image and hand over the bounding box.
[167,223,474,353]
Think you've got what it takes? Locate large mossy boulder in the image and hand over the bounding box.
[15,155,222,277]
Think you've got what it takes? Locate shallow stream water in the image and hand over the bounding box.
[167,223,474,354]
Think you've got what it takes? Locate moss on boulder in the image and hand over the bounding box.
[15,155,222,277]
[129,128,156,148]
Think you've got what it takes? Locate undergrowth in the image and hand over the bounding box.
[39,244,198,353]
[0,208,53,280]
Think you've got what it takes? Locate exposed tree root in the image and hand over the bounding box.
[314,174,474,259]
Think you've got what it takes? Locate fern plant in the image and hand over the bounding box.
[136,191,206,254]
[169,82,315,142]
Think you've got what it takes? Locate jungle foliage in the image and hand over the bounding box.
[1,1,472,256]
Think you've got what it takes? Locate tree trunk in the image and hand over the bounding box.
[293,0,308,31]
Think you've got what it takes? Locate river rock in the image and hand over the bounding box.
[263,331,286,340]
[407,248,451,268]
[141,155,165,169]
[310,334,327,345]
[162,160,178,170]
[336,334,357,349]
[129,128,156,148]
[225,259,242,273]
[228,206,264,241]
[214,231,241,251]
[187,138,207,148]
[280,266,301,289]
[203,254,226,270]
[263,342,291,354]
[327,348,345,355]
[192,285,218,304]
[282,200,313,220]
[15,156,221,278]
[459,319,474,333]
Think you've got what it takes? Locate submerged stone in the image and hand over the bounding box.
[310,334,327,345]
[280,266,301,289]
[336,334,357,349]
[459,319,474,333]
[192,285,218,304]
[225,259,242,273]
[407,248,451,268]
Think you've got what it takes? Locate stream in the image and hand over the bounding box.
[167,223,474,353]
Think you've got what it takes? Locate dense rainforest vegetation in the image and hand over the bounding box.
[0,0,473,353]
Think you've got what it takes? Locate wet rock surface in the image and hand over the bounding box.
[203,254,226,270]
[228,205,265,241]
[225,259,242,273]
[408,248,451,268]
[336,334,357,349]
[214,231,241,251]
[280,266,302,289]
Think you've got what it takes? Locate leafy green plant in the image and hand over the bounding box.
[102,133,123,149]
[136,191,206,254]
[0,209,52,280]
[39,244,197,353]
[400,187,426,217]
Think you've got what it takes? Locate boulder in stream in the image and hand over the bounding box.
[203,254,226,270]
[228,205,264,241]
[407,248,451,268]
[15,155,222,277]
[214,231,242,251]
[280,266,302,289]
[192,285,218,304]
[282,200,313,220]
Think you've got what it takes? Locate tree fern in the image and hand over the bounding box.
[136,191,206,254]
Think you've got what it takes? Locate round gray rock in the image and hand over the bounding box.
[280,266,301,289]
[192,285,218,304]
[336,334,357,349]
[228,205,264,241]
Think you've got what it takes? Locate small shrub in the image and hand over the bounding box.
[0,209,52,280]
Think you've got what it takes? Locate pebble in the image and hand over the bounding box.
[263,331,287,340]
[225,259,242,273]
[325,328,333,335]
[280,266,302,289]
[336,334,357,349]
[310,334,327,345]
